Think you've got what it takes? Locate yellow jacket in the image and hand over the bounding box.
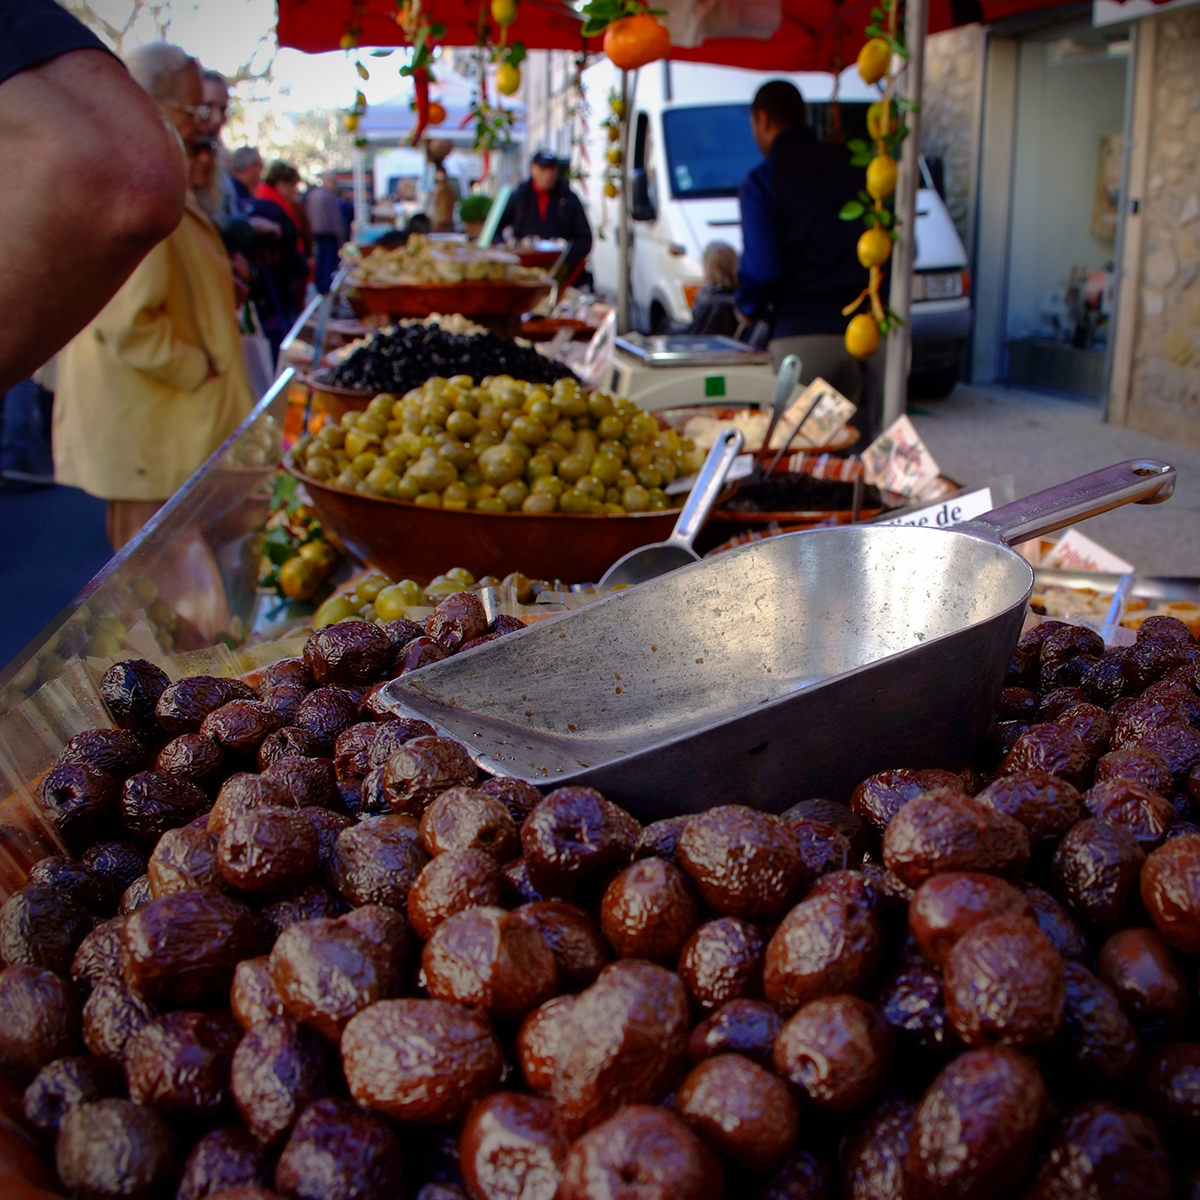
[55,197,254,501]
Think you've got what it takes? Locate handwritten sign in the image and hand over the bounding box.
[770,379,857,450]
[874,486,994,528]
[1044,527,1134,573]
[861,415,941,498]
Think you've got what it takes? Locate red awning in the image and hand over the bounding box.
[276,0,1111,71]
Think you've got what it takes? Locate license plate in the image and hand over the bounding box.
[914,272,963,301]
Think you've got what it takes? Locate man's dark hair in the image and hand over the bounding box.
[750,80,806,129]
[264,161,301,186]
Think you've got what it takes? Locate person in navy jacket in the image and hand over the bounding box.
[494,150,593,277]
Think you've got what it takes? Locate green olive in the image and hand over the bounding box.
[355,574,391,604]
[603,502,626,514]
[314,593,360,628]
[305,455,335,481]
[445,410,477,440]
[526,453,556,482]
[446,567,476,586]
[532,475,566,498]
[637,464,663,489]
[454,390,481,415]
[598,414,625,440]
[410,457,458,492]
[344,430,378,458]
[414,491,442,508]
[655,456,678,484]
[622,484,650,512]
[478,444,524,485]
[648,487,670,510]
[494,385,525,411]
[522,492,557,514]
[314,425,345,449]
[605,486,623,505]
[527,398,557,426]
[616,468,638,490]
[365,465,398,489]
[384,448,409,474]
[358,412,388,437]
[437,438,476,470]
[472,426,504,450]
[476,496,508,513]
[421,399,451,427]
[547,419,575,449]
[559,487,593,514]
[628,445,653,470]
[598,439,628,462]
[557,454,589,484]
[497,480,529,509]
[448,374,474,391]
[441,482,469,509]
[588,392,614,420]
[590,452,622,485]
[573,429,598,462]
[510,415,548,446]
[335,469,362,490]
[397,474,422,501]
[576,474,606,502]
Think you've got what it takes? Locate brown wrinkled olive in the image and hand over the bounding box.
[908,871,1032,967]
[905,1046,1049,1200]
[274,1096,404,1200]
[357,765,388,815]
[120,770,210,844]
[676,1051,799,1171]
[1022,1101,1170,1200]
[259,657,314,693]
[1139,725,1200,790]
[120,888,262,1004]
[58,729,146,782]
[408,848,505,941]
[268,913,401,1043]
[23,1055,123,1136]
[428,591,488,652]
[1055,702,1114,759]
[326,814,428,908]
[232,955,285,1030]
[459,1090,570,1200]
[332,722,377,782]
[294,688,361,755]
[1097,926,1189,1037]
[37,764,119,853]
[1140,832,1200,951]
[998,686,1040,721]
[81,981,156,1063]
[56,1098,177,1200]
[263,755,342,811]
[0,964,80,1082]
[1112,695,1190,751]
[1017,881,1089,962]
[118,874,153,915]
[876,956,952,1052]
[677,916,766,1012]
[756,1149,832,1200]
[774,994,892,1112]
[304,620,394,687]
[784,817,853,879]
[382,736,478,817]
[176,1125,275,1200]
[0,882,92,975]
[517,994,577,1092]
[783,798,869,859]
[974,770,1085,846]
[763,891,884,1015]
[123,1009,240,1120]
[155,735,227,797]
[82,841,147,895]
[300,808,354,871]
[509,901,610,990]
[851,768,940,835]
[1094,746,1174,797]
[688,997,782,1068]
[882,789,1031,889]
[258,727,325,770]
[811,868,886,913]
[1049,961,1139,1090]
[28,854,119,915]
[148,818,223,897]
[365,717,437,768]
[521,786,639,896]
[231,1015,329,1145]
[217,805,319,896]
[393,635,448,674]
[260,686,308,726]
[840,1094,917,1200]
[473,775,539,824]
[633,815,691,866]
[156,675,255,734]
[503,857,559,905]
[943,913,1066,1048]
[101,659,171,742]
[552,959,690,1134]
[200,700,285,757]
[422,905,559,1019]
[1050,818,1145,930]
[600,857,698,960]
[1138,1042,1200,1134]
[420,786,521,861]
[677,804,806,922]
[71,917,126,995]
[260,883,344,941]
[1000,723,1091,789]
[1084,779,1172,849]
[558,1105,722,1200]
[341,998,504,1125]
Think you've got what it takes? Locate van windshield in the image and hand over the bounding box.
[660,101,871,200]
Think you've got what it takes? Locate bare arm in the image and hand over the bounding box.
[0,48,187,391]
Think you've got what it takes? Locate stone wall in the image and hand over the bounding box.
[920,27,984,244]
[1127,11,1200,443]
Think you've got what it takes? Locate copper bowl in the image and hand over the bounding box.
[285,455,684,584]
[348,279,553,319]
[307,376,373,422]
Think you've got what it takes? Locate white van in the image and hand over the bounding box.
[581,60,972,396]
[371,147,484,226]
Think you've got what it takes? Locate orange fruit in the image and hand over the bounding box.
[496,61,521,95]
[857,37,891,84]
[866,154,897,200]
[845,313,880,359]
[857,227,892,268]
[867,100,898,140]
[603,14,671,71]
[427,102,446,125]
[607,124,621,142]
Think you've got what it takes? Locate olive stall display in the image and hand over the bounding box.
[291,375,707,515]
[3,605,1200,1200]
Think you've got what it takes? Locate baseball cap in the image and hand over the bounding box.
[531,149,560,168]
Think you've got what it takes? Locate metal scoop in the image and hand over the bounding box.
[599,427,744,588]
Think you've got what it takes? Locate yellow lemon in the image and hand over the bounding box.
[340,32,357,50]
[846,313,880,359]
[343,113,360,132]
[496,61,521,95]
[866,154,898,201]
[607,145,622,166]
[280,557,323,602]
[607,124,621,142]
[857,37,891,84]
[857,227,893,268]
[605,181,618,198]
[491,0,518,25]
[867,100,899,140]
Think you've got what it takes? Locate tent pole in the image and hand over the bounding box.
[352,144,368,234]
[616,69,631,334]
[882,0,927,428]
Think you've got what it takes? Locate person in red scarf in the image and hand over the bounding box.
[493,150,592,281]
[249,160,309,356]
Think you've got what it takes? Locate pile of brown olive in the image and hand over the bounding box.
[2,604,1200,1200]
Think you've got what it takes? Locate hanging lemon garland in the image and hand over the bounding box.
[839,0,913,360]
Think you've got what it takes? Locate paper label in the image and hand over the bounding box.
[1043,527,1134,573]
[665,453,755,495]
[861,415,941,498]
[875,486,994,528]
[770,378,857,450]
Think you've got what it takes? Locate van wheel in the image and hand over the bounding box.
[909,368,959,400]
[649,302,669,334]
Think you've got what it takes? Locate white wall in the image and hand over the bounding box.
[1005,44,1127,340]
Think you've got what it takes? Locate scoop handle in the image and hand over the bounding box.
[961,459,1175,547]
[762,354,802,452]
[668,428,745,551]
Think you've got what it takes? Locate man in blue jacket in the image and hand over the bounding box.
[494,150,593,280]
[736,81,884,442]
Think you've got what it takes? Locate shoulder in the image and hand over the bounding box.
[0,0,113,86]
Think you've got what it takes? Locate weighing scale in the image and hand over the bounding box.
[609,334,777,413]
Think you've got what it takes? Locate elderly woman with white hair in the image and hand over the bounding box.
[54,42,252,551]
